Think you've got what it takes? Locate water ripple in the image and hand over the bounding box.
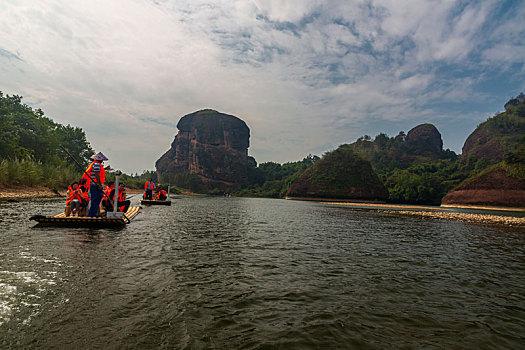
[0,197,524,348]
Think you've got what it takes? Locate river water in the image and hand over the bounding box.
[0,196,524,349]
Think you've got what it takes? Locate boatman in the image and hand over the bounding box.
[82,152,108,217]
[144,179,155,200]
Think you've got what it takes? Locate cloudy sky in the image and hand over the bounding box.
[1,0,524,173]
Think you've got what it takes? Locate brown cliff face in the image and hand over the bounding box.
[405,123,443,157]
[442,97,525,207]
[442,167,525,208]
[461,127,504,163]
[156,109,250,190]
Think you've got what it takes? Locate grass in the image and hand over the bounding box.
[0,158,80,190]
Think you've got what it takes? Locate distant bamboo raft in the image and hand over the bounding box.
[139,199,172,206]
[30,206,141,227]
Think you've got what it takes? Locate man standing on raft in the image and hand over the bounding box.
[82,152,108,217]
[144,179,155,200]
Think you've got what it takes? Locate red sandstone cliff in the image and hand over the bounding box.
[156,109,250,190]
[442,97,525,208]
[442,167,525,208]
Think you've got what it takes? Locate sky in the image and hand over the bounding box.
[1,0,524,173]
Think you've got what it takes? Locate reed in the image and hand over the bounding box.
[0,158,80,189]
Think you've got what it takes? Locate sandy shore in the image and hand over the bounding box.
[325,201,525,227]
[441,204,525,212]
[324,201,452,211]
[378,209,525,227]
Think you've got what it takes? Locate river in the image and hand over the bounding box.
[1,196,524,348]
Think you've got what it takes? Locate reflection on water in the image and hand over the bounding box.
[0,196,524,348]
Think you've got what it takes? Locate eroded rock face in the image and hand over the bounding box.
[462,128,504,163]
[442,167,525,208]
[405,124,443,156]
[156,109,250,190]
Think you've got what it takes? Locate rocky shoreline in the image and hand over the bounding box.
[379,209,525,227]
[324,201,525,227]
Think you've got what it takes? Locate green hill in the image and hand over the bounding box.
[287,148,388,200]
[340,124,459,204]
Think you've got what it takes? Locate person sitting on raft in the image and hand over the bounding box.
[155,187,167,201]
[79,178,90,216]
[66,181,82,216]
[82,152,108,217]
[101,181,115,210]
[144,179,155,200]
[106,183,131,213]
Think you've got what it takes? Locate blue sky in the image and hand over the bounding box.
[1,0,524,173]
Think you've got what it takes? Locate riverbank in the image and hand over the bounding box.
[324,201,451,211]
[0,186,66,201]
[324,201,525,227]
[441,203,525,212]
[379,209,525,227]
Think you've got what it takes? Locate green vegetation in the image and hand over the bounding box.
[307,148,383,191]
[236,154,320,198]
[0,92,93,189]
[0,92,166,191]
[0,158,79,190]
[343,129,461,204]
[286,148,388,200]
[503,135,525,181]
[385,160,463,205]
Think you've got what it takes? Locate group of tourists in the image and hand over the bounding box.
[65,152,168,218]
[65,152,123,217]
[143,179,167,201]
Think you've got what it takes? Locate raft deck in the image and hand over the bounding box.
[30,206,141,228]
[139,199,172,206]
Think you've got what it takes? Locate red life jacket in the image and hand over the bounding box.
[81,161,106,187]
[118,189,126,202]
[66,186,82,205]
[80,185,90,202]
[145,181,155,190]
[155,190,167,199]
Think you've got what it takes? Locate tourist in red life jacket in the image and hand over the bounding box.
[117,183,131,213]
[102,181,115,212]
[107,183,131,213]
[79,178,90,216]
[155,187,167,201]
[144,179,155,200]
[83,152,108,217]
[66,181,82,216]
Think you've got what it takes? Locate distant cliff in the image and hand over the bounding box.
[287,148,388,200]
[461,97,525,164]
[156,109,250,191]
[443,96,525,208]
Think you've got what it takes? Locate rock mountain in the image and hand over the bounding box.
[443,96,525,208]
[156,109,250,191]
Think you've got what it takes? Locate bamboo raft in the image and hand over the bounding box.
[30,206,141,228]
[139,199,172,206]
